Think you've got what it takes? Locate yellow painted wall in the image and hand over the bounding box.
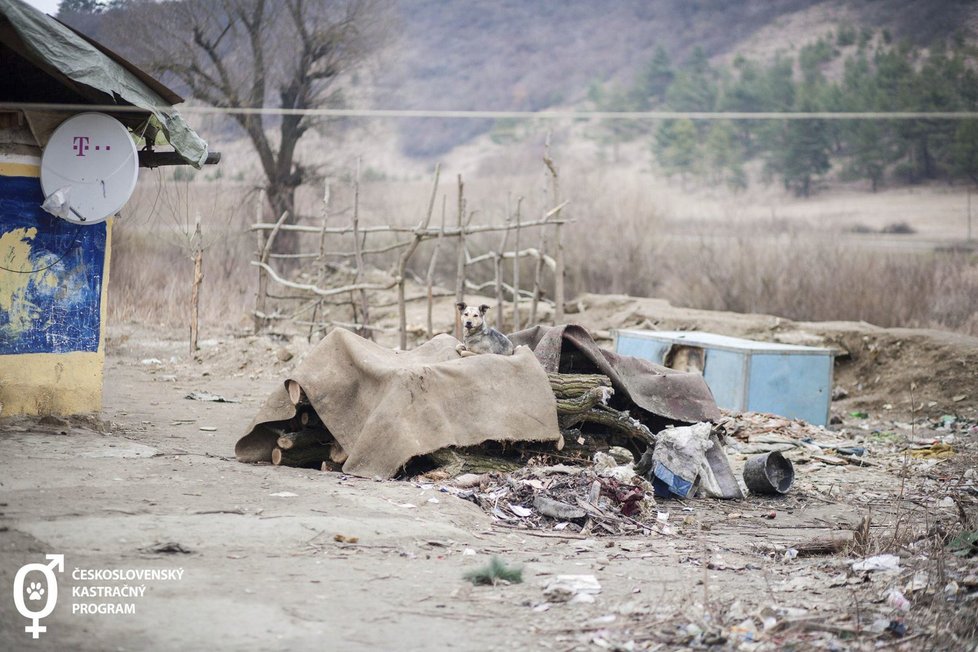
[0,156,112,417]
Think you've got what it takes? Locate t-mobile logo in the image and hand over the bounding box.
[72,136,89,156]
[71,137,112,157]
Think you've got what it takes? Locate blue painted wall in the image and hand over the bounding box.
[0,175,106,354]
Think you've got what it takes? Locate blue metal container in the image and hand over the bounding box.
[613,330,835,426]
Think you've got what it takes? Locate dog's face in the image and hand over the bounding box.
[457,302,489,332]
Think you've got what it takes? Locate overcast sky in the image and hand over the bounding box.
[23,0,60,15]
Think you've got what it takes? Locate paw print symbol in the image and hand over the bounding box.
[26,581,45,601]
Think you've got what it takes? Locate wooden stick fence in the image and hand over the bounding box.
[251,165,570,348]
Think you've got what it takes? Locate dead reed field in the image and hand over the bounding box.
[108,167,978,338]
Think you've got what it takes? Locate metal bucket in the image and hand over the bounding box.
[742,451,794,495]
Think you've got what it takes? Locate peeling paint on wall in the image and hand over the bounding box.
[0,174,105,354]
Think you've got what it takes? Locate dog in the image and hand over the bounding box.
[456,302,515,356]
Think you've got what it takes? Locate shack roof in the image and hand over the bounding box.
[0,0,207,167]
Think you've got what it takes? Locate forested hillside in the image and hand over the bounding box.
[592,32,978,194]
[59,0,978,192]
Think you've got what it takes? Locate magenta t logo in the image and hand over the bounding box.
[72,136,90,157]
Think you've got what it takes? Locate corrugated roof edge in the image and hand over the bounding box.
[52,16,184,106]
[0,0,207,168]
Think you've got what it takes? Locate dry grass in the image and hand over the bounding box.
[108,174,256,330]
[107,169,978,340]
[651,237,978,336]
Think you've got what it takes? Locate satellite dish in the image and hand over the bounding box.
[40,112,139,225]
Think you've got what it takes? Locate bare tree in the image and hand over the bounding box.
[110,0,390,253]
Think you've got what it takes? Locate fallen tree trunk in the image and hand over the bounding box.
[547,373,611,399]
[550,372,655,447]
[581,405,657,447]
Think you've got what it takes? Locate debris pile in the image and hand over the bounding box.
[436,458,664,537]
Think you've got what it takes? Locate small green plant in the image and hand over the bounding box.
[948,530,978,557]
[463,556,523,586]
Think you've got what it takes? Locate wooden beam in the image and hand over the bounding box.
[138,151,222,168]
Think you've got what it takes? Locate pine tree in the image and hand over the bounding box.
[635,46,674,107]
[703,120,745,189]
[768,89,832,197]
[58,0,104,14]
[655,119,700,185]
[665,47,718,112]
[840,51,893,191]
[951,120,978,183]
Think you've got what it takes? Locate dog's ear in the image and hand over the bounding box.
[456,302,466,313]
[479,304,490,315]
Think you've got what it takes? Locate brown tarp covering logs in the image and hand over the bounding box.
[236,324,719,478]
[235,329,561,478]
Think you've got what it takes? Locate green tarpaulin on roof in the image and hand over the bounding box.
[0,0,208,168]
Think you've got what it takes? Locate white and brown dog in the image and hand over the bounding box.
[456,302,515,357]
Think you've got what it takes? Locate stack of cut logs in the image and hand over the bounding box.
[270,380,346,470]
[271,373,657,470]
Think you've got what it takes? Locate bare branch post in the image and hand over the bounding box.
[512,196,523,331]
[544,144,565,324]
[397,164,440,350]
[426,195,447,338]
[530,135,563,325]
[454,174,465,340]
[308,182,330,342]
[190,212,203,354]
[256,208,289,334]
[494,201,513,330]
[351,159,372,339]
[253,189,267,333]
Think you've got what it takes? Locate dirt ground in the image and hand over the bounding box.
[1,295,976,651]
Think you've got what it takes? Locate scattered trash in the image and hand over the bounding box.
[886,620,907,637]
[648,422,713,498]
[886,589,911,611]
[743,451,794,495]
[140,358,162,366]
[533,495,586,520]
[543,574,601,603]
[199,426,218,432]
[909,443,955,460]
[700,431,744,499]
[593,452,637,483]
[606,446,634,464]
[728,617,757,642]
[142,542,193,555]
[852,554,901,572]
[464,556,523,586]
[905,572,929,594]
[268,491,298,497]
[185,391,238,403]
[333,534,359,544]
